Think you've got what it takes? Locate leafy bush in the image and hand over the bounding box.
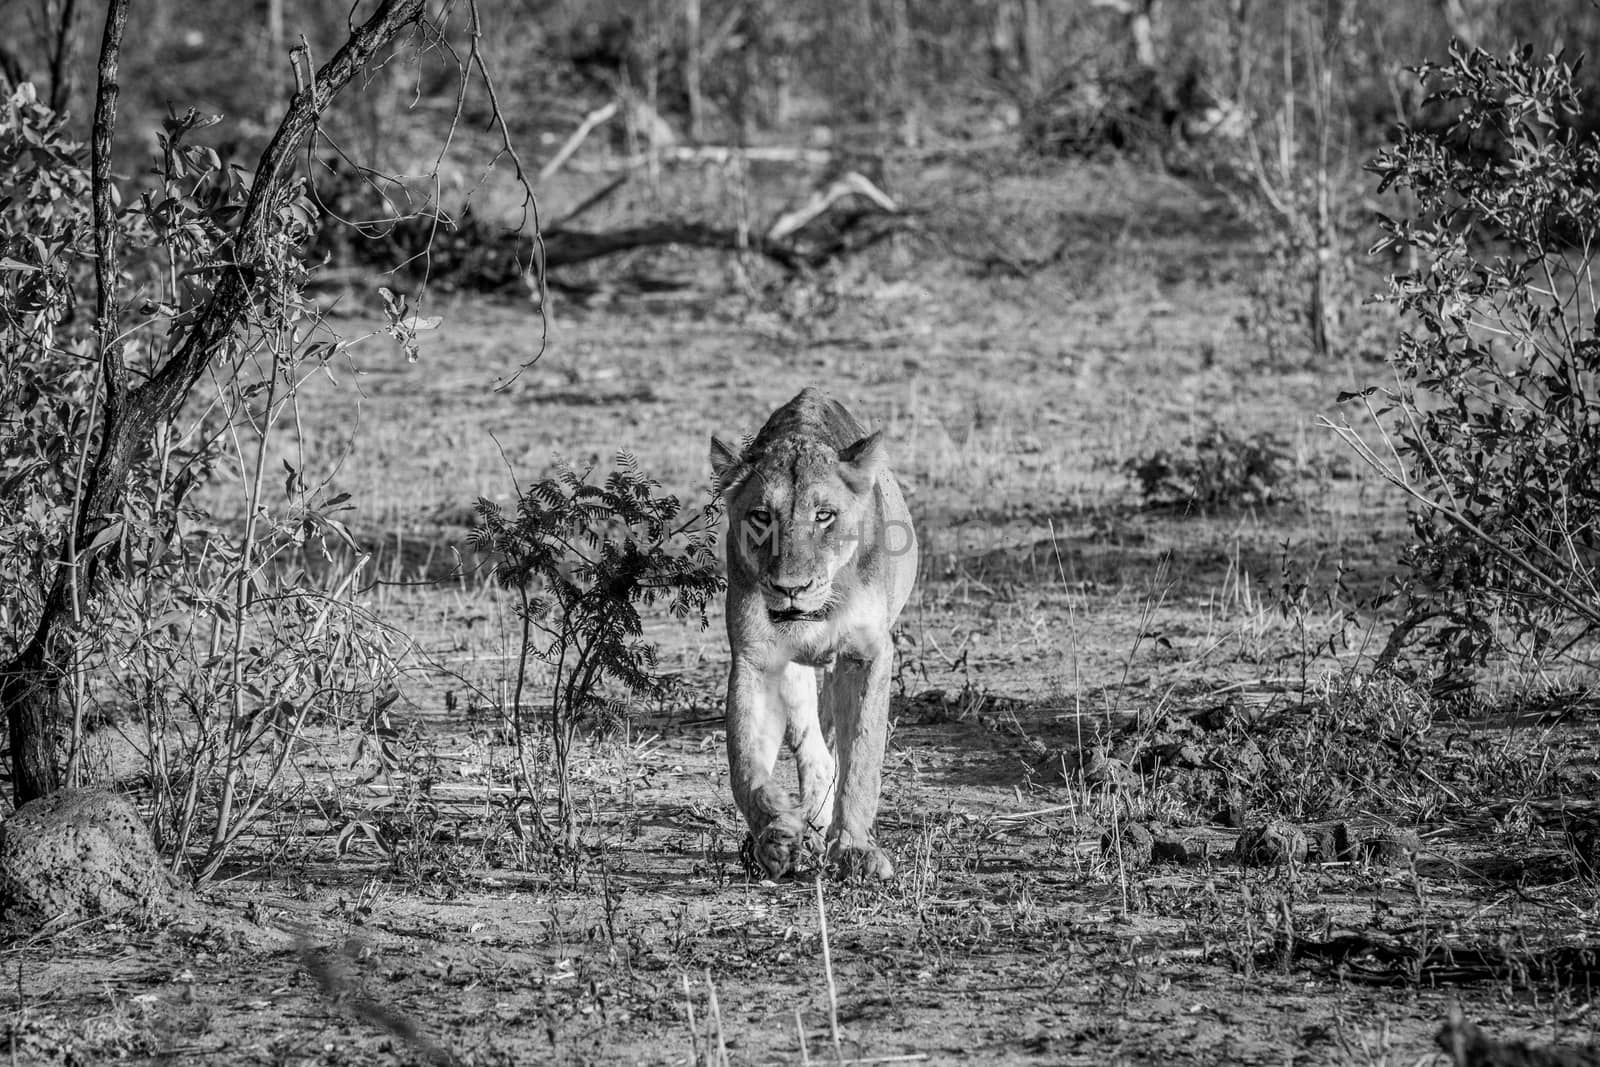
[470,455,724,852]
[0,85,404,877]
[0,86,99,648]
[1126,423,1296,510]
[1340,43,1600,673]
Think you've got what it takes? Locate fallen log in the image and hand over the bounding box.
[542,168,908,272]
[541,210,910,272]
[313,169,911,288]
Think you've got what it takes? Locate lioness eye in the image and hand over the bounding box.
[815,509,836,523]
[750,509,772,525]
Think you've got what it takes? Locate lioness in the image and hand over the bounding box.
[710,388,917,879]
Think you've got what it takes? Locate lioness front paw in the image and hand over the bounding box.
[827,842,895,881]
[750,812,809,878]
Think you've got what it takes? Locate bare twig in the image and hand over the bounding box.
[705,968,730,1067]
[461,0,546,385]
[538,100,620,182]
[816,878,844,1064]
[1320,411,1600,630]
[683,973,703,1065]
[298,936,457,1066]
[796,1006,812,1065]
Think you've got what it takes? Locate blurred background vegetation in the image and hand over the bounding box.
[7,1,1600,222]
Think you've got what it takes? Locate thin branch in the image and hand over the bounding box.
[88,0,128,412]
[462,0,546,386]
[538,100,619,183]
[1320,413,1600,629]
[133,0,428,427]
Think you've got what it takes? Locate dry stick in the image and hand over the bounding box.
[1111,787,1129,918]
[47,0,131,798]
[815,878,845,1064]
[298,937,455,1067]
[209,341,284,868]
[704,968,730,1067]
[460,0,546,383]
[795,1006,812,1065]
[682,973,702,1066]
[537,100,620,182]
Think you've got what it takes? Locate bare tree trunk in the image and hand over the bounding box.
[886,0,914,146]
[2,0,429,808]
[1129,0,1159,69]
[1310,0,1341,361]
[266,0,286,106]
[1019,0,1046,95]
[43,0,81,115]
[3,645,60,805]
[684,0,702,141]
[1438,0,1485,47]
[989,2,1019,83]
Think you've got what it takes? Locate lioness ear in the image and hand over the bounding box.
[709,435,749,493]
[838,431,885,492]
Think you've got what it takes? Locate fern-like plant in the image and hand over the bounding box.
[470,454,724,852]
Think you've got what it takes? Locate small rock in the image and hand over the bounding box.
[1226,738,1266,778]
[1213,785,1247,828]
[909,688,967,722]
[1192,700,1242,732]
[1306,822,1354,863]
[1234,820,1309,866]
[1083,752,1135,790]
[1108,739,1141,766]
[1100,821,1155,869]
[1152,835,1200,864]
[1360,829,1423,868]
[1126,737,1191,774]
[0,788,167,936]
[1153,740,1204,769]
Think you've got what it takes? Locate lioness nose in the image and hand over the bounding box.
[770,579,813,600]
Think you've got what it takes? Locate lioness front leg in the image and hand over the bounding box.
[787,668,836,841]
[822,650,895,880]
[727,659,813,877]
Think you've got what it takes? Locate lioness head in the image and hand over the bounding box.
[710,430,885,623]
